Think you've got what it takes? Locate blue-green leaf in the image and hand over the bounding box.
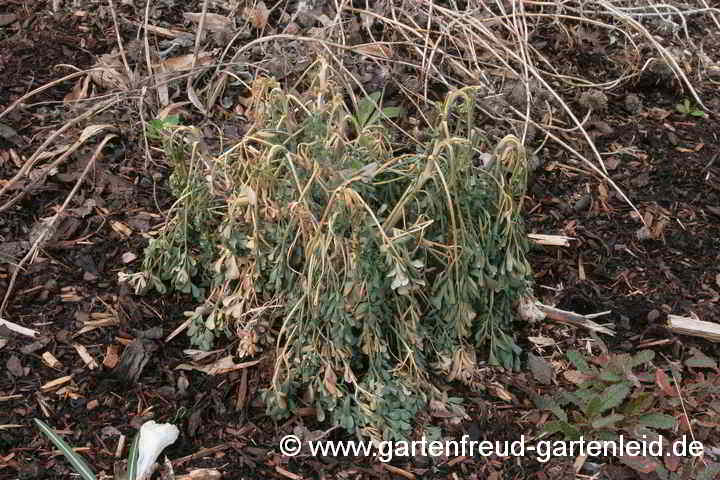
[34,419,96,480]
[127,432,141,480]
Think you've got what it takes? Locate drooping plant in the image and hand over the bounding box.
[124,60,533,440]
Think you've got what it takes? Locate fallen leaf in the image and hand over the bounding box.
[352,43,393,59]
[243,1,269,29]
[7,355,25,377]
[617,454,659,473]
[528,336,556,347]
[89,53,129,90]
[528,352,554,385]
[605,156,620,171]
[685,347,717,370]
[564,370,591,385]
[324,364,340,397]
[0,14,18,26]
[655,369,675,396]
[183,13,232,34]
[645,108,672,121]
[158,51,216,72]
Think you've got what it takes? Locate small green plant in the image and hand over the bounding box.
[535,350,676,442]
[529,350,719,476]
[675,99,705,118]
[147,114,181,140]
[349,91,403,134]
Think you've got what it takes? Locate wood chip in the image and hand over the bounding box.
[42,352,62,369]
[103,344,120,369]
[527,233,573,246]
[667,314,720,342]
[73,343,99,369]
[41,375,73,392]
[382,464,415,480]
[0,317,39,337]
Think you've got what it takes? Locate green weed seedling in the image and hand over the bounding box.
[147,115,181,140]
[350,91,403,134]
[532,350,698,475]
[534,350,676,442]
[675,99,705,118]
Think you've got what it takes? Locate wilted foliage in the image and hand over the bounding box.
[125,62,533,440]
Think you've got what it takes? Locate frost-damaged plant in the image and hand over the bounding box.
[126,61,533,440]
[34,419,178,480]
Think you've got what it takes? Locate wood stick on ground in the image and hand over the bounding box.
[667,314,720,342]
[0,318,39,338]
[536,303,615,335]
[528,234,574,246]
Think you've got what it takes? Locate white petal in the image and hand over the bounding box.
[136,421,179,480]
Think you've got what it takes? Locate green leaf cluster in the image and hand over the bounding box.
[535,350,676,442]
[675,99,705,118]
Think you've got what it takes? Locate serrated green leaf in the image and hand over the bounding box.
[559,390,583,408]
[636,413,675,430]
[163,115,180,126]
[685,347,717,369]
[574,389,596,404]
[381,106,404,119]
[585,396,606,419]
[622,392,655,415]
[595,430,620,442]
[599,369,624,382]
[592,413,625,429]
[34,419,96,480]
[543,420,580,440]
[603,382,631,411]
[566,350,593,374]
[587,383,631,418]
[341,414,354,431]
[629,350,655,367]
[535,395,568,422]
